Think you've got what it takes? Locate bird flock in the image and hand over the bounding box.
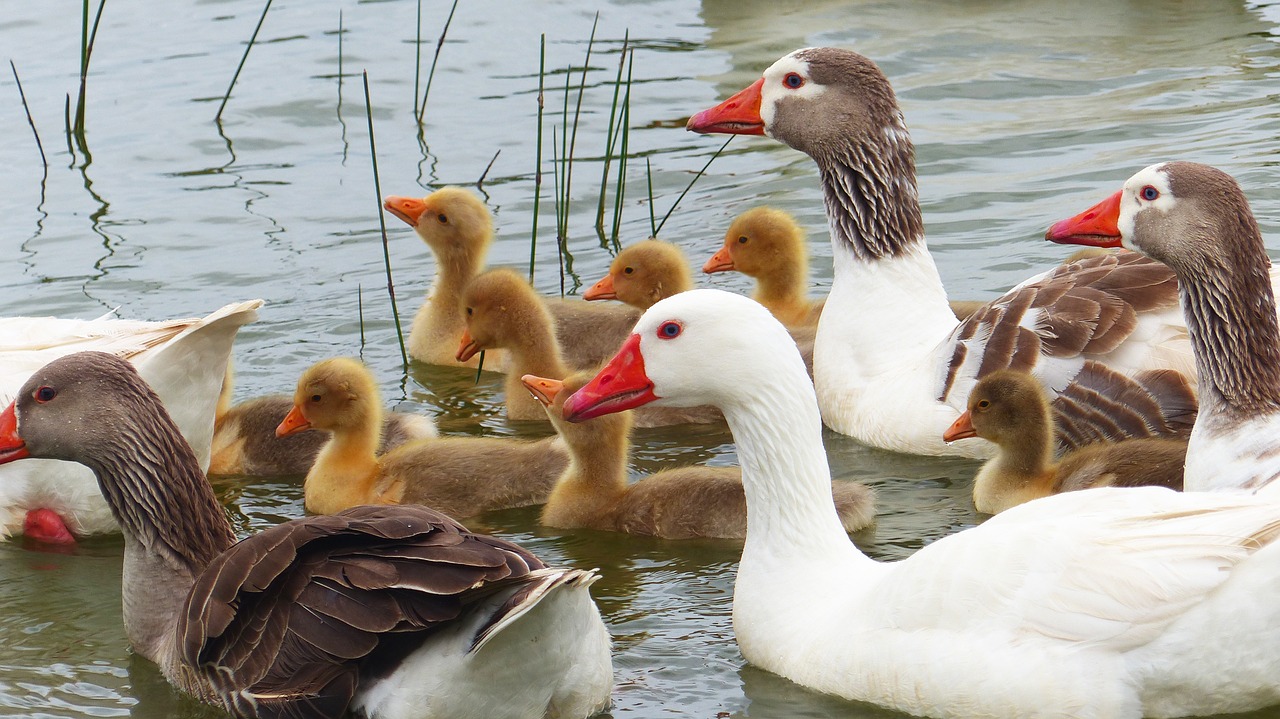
[2,46,1280,719]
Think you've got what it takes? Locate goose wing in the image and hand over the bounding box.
[178,504,546,719]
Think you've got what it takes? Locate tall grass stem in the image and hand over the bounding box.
[216,0,274,123]
[416,0,460,126]
[363,71,409,370]
[10,62,47,168]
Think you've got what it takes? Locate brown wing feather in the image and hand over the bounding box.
[178,504,546,719]
[1052,362,1198,453]
[940,252,1179,401]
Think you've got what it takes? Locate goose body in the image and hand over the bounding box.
[945,368,1188,514]
[0,300,260,536]
[686,48,1209,458]
[385,188,637,371]
[522,372,874,538]
[1048,161,1280,495]
[279,357,568,517]
[0,351,612,719]
[561,288,1280,719]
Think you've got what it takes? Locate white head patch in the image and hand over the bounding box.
[1118,163,1177,252]
[759,49,827,133]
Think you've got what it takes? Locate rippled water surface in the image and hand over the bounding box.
[2,0,1280,716]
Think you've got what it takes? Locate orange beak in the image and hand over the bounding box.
[942,410,977,443]
[456,328,481,362]
[702,245,735,274]
[563,334,658,422]
[384,196,429,227]
[0,401,29,464]
[1045,190,1124,248]
[275,405,312,437]
[583,273,617,301]
[520,374,564,408]
[686,78,766,135]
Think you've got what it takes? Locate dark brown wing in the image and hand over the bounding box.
[1052,362,1198,453]
[939,251,1180,402]
[178,504,545,719]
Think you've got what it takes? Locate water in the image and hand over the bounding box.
[1,0,1280,716]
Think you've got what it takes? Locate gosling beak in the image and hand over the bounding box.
[520,375,564,408]
[583,273,617,301]
[384,196,429,228]
[275,405,312,438]
[702,245,735,274]
[942,410,977,443]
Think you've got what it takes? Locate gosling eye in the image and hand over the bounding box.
[623,266,634,275]
[656,321,683,340]
[465,306,473,316]
[976,399,990,410]
[783,72,805,89]
[1140,186,1160,202]
[310,394,322,403]
[33,386,56,404]
[737,236,749,244]
[437,213,449,224]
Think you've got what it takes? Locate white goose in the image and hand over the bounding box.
[686,48,1211,458]
[0,300,261,537]
[1047,161,1280,495]
[562,288,1280,719]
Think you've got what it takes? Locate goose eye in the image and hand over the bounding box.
[1140,186,1159,201]
[738,236,749,244]
[783,72,804,89]
[33,386,56,404]
[976,399,990,410]
[437,213,449,224]
[624,266,634,275]
[656,321,682,339]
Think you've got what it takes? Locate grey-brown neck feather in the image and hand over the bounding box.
[81,384,237,575]
[817,136,923,261]
[1179,242,1280,416]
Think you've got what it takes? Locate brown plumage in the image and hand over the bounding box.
[584,239,693,310]
[278,357,568,517]
[0,351,611,719]
[461,269,722,427]
[210,364,437,476]
[522,372,874,538]
[384,187,637,371]
[946,368,1186,514]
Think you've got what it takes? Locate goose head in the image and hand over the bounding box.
[944,370,1049,446]
[563,289,804,421]
[687,47,905,161]
[383,187,493,259]
[584,240,693,309]
[276,357,379,437]
[457,268,552,361]
[1044,161,1262,271]
[704,206,807,277]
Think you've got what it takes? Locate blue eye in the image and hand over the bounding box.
[784,72,804,89]
[1141,186,1159,201]
[33,386,55,403]
[657,321,682,339]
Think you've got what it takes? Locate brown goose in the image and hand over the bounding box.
[522,372,874,538]
[1047,161,1280,495]
[944,368,1188,514]
[583,239,693,310]
[210,366,437,477]
[277,357,569,517]
[0,351,612,719]
[384,187,638,371]
[687,48,1204,458]
[460,269,722,428]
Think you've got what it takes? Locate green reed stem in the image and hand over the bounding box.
[363,71,409,370]
[416,0,459,126]
[529,35,545,283]
[655,135,733,237]
[595,32,629,241]
[10,62,47,169]
[216,0,274,123]
[73,0,106,145]
[609,50,633,249]
[413,0,422,116]
[646,157,656,237]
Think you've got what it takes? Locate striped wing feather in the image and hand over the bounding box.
[178,504,545,719]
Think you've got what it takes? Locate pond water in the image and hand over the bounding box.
[2,0,1280,716]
